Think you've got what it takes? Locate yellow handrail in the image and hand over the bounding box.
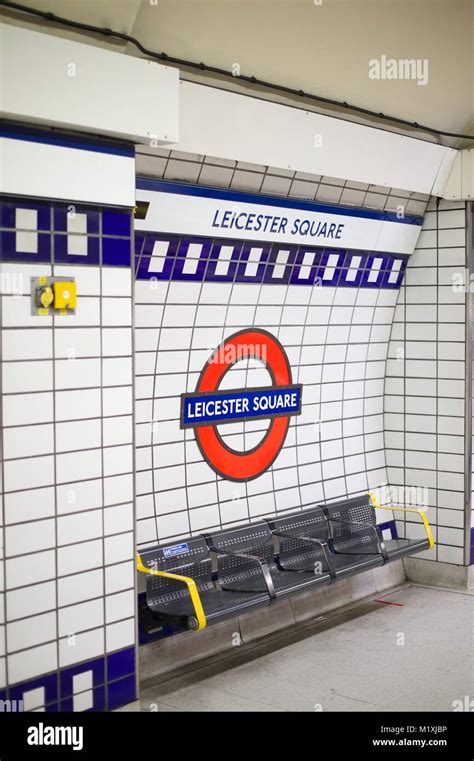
[368,492,435,549]
[136,551,207,631]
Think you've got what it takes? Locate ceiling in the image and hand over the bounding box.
[1,0,473,147]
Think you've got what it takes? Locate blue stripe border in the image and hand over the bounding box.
[136,177,423,226]
[1,123,135,158]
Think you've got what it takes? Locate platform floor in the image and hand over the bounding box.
[122,585,474,712]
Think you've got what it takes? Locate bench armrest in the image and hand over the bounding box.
[136,551,207,630]
[271,530,336,579]
[322,514,389,562]
[204,541,276,599]
[368,492,435,549]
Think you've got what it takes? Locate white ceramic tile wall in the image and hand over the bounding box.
[0,225,135,691]
[135,276,397,548]
[384,199,468,565]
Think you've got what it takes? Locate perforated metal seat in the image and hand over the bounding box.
[136,492,434,632]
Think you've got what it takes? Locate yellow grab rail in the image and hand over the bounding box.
[368,492,435,550]
[136,551,207,631]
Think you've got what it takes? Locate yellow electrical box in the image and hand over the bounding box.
[53,281,77,310]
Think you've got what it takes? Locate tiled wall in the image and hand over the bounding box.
[384,199,469,565]
[0,196,136,710]
[135,219,407,550]
[135,147,430,215]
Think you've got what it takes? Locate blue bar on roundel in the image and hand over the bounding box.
[180,385,302,428]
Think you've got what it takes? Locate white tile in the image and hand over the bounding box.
[103,445,133,477]
[73,670,93,693]
[6,550,55,589]
[56,450,102,484]
[102,328,132,357]
[54,297,100,327]
[55,389,101,421]
[2,392,53,426]
[101,269,131,296]
[2,329,52,360]
[73,688,94,712]
[7,642,57,684]
[105,532,133,564]
[4,487,54,525]
[3,360,53,393]
[58,599,104,637]
[103,386,132,416]
[55,359,101,389]
[103,416,133,446]
[104,503,133,536]
[104,474,133,506]
[7,581,56,621]
[53,265,100,296]
[7,611,56,653]
[57,509,103,546]
[4,456,54,492]
[102,298,132,326]
[5,518,55,557]
[59,627,104,668]
[58,569,103,607]
[105,590,135,623]
[2,295,52,328]
[54,328,101,359]
[103,357,132,386]
[106,618,134,651]
[105,561,134,594]
[3,424,54,459]
[22,686,46,711]
[57,539,103,576]
[57,479,103,515]
[55,419,101,453]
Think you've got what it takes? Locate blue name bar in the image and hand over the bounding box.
[181,385,302,428]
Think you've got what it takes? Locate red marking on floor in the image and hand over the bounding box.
[374,598,404,607]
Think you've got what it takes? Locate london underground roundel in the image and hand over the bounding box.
[180,328,302,481]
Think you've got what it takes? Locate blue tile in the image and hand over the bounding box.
[60,656,105,699]
[235,241,271,283]
[53,233,99,265]
[0,198,51,230]
[102,209,131,237]
[9,671,58,706]
[107,675,136,711]
[107,647,135,682]
[53,205,100,234]
[103,237,132,267]
[0,230,52,263]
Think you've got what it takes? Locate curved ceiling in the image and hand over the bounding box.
[2,0,473,146]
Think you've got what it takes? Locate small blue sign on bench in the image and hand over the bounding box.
[163,543,189,558]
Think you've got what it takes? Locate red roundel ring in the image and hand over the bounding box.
[194,328,293,481]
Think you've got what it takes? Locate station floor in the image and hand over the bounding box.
[121,585,474,712]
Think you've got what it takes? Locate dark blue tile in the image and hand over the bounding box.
[205,239,242,282]
[9,671,58,706]
[61,685,105,712]
[107,647,135,682]
[53,234,99,265]
[235,241,271,283]
[53,205,100,234]
[60,656,105,700]
[102,209,131,237]
[135,233,180,281]
[107,675,136,711]
[103,237,132,267]
[0,198,51,230]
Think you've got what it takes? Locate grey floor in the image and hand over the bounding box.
[121,585,474,712]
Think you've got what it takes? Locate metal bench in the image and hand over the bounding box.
[137,491,434,632]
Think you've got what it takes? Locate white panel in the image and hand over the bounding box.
[136,187,421,254]
[0,23,179,144]
[176,81,456,196]
[0,137,135,207]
